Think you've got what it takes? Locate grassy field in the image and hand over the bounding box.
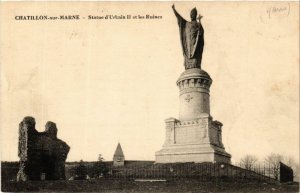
[2,179,299,193]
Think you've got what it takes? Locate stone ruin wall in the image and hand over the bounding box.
[17,116,70,181]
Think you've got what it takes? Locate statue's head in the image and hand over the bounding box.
[45,121,57,138]
[190,7,197,21]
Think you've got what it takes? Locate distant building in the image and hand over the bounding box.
[113,143,125,167]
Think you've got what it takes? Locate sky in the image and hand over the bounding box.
[0,2,299,163]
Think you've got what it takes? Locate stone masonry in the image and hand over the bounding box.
[113,143,125,167]
[17,116,70,181]
[155,68,231,163]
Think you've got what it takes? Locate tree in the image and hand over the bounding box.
[293,163,300,182]
[74,160,88,180]
[93,154,109,178]
[240,155,258,170]
[264,153,283,180]
[264,153,299,181]
[98,154,104,162]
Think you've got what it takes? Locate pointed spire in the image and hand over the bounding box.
[113,143,124,157]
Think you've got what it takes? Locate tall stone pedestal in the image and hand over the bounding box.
[155,68,231,163]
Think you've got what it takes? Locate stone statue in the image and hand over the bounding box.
[172,4,204,70]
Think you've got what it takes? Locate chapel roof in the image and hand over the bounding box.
[113,143,124,157]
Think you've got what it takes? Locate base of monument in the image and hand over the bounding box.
[155,143,231,163]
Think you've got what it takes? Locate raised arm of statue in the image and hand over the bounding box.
[172,4,186,24]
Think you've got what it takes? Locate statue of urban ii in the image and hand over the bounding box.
[172,4,204,70]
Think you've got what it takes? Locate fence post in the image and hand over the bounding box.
[231,164,233,178]
[269,162,271,178]
[259,163,261,182]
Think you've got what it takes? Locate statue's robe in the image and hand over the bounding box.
[174,13,204,69]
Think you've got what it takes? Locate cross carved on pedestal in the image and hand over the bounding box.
[185,94,193,102]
